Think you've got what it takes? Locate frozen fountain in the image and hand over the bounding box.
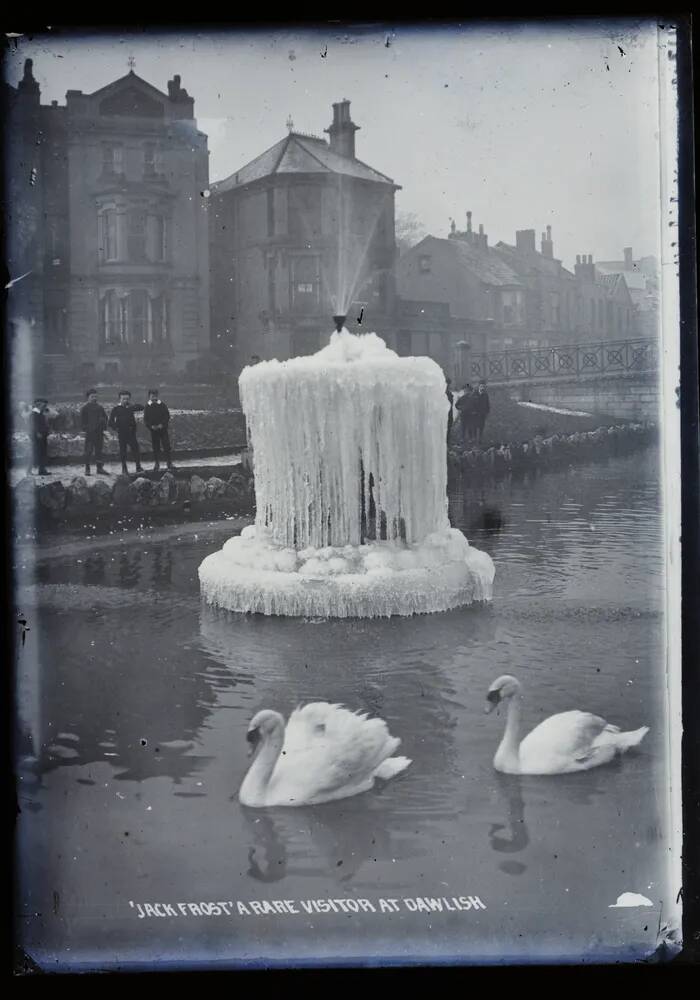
[198,317,495,618]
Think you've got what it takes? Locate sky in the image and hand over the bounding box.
[5,20,669,270]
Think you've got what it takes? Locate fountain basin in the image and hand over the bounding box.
[198,524,494,618]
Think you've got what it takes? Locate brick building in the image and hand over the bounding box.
[5,60,210,394]
[596,247,659,339]
[395,214,637,381]
[209,100,399,373]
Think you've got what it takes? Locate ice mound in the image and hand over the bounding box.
[200,328,495,618]
[199,525,495,618]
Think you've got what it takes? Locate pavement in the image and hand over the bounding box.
[11,452,243,488]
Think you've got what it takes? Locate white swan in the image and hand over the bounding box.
[485,675,649,775]
[239,703,411,808]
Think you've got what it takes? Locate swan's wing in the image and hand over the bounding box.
[271,703,398,799]
[519,710,609,767]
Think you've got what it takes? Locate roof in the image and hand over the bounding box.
[597,272,632,297]
[213,132,398,193]
[415,236,522,287]
[493,240,568,278]
[595,264,648,291]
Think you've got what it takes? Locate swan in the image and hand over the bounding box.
[239,703,411,807]
[485,675,649,775]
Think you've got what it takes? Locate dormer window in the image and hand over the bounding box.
[102,143,124,175]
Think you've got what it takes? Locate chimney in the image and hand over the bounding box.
[466,210,473,233]
[17,58,40,100]
[478,223,488,249]
[575,253,595,283]
[324,99,360,158]
[515,229,537,253]
[541,224,554,259]
[624,247,633,269]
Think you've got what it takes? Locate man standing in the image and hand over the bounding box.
[144,388,175,472]
[27,398,50,476]
[473,381,491,445]
[109,390,144,475]
[80,389,109,476]
[445,378,454,444]
[455,383,475,446]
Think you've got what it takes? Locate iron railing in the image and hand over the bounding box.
[464,338,659,383]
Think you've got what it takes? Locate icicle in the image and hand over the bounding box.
[200,329,494,617]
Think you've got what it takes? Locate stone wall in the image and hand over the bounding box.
[504,372,660,421]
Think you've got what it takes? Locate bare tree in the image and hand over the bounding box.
[395,211,427,257]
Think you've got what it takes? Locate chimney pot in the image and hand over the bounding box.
[547,225,552,238]
[466,211,472,233]
[624,246,633,268]
[325,99,359,158]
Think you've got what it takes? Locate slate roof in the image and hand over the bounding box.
[416,236,522,287]
[213,132,398,193]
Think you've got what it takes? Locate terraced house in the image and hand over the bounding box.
[5,60,210,395]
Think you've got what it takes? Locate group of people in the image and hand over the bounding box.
[26,388,176,478]
[446,379,491,446]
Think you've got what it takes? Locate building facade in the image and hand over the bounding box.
[395,215,637,382]
[5,60,210,392]
[596,247,659,339]
[209,100,399,373]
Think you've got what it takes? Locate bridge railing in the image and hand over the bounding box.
[465,338,659,383]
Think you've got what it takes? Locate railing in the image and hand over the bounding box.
[464,338,659,383]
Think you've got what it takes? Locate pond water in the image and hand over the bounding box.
[14,448,674,969]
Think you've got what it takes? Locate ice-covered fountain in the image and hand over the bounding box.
[198,315,495,618]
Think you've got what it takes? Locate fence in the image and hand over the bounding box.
[465,338,659,383]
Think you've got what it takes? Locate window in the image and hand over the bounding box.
[127,210,147,261]
[291,256,319,313]
[144,142,161,177]
[419,255,432,273]
[288,186,321,241]
[152,215,166,262]
[102,143,124,175]
[549,292,560,328]
[149,294,168,343]
[502,289,523,326]
[101,210,118,261]
[130,289,148,343]
[102,291,123,345]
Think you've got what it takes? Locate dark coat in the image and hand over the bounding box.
[473,390,490,418]
[144,400,170,430]
[81,401,108,434]
[29,408,49,438]
[456,391,475,417]
[109,403,144,435]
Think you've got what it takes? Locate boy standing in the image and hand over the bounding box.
[27,398,50,476]
[144,388,175,472]
[109,390,144,475]
[80,389,109,476]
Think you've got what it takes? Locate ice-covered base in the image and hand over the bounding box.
[198,525,495,618]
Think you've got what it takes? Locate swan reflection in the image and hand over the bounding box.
[242,801,393,884]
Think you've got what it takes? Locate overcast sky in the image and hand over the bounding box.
[6,20,667,269]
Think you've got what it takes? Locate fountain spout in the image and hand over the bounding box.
[333,314,347,333]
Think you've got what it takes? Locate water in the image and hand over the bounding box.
[14,449,673,969]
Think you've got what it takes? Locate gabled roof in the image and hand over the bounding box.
[597,272,632,298]
[88,70,170,103]
[213,132,398,193]
[414,236,522,287]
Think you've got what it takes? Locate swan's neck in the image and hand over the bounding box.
[240,731,284,805]
[495,695,522,773]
